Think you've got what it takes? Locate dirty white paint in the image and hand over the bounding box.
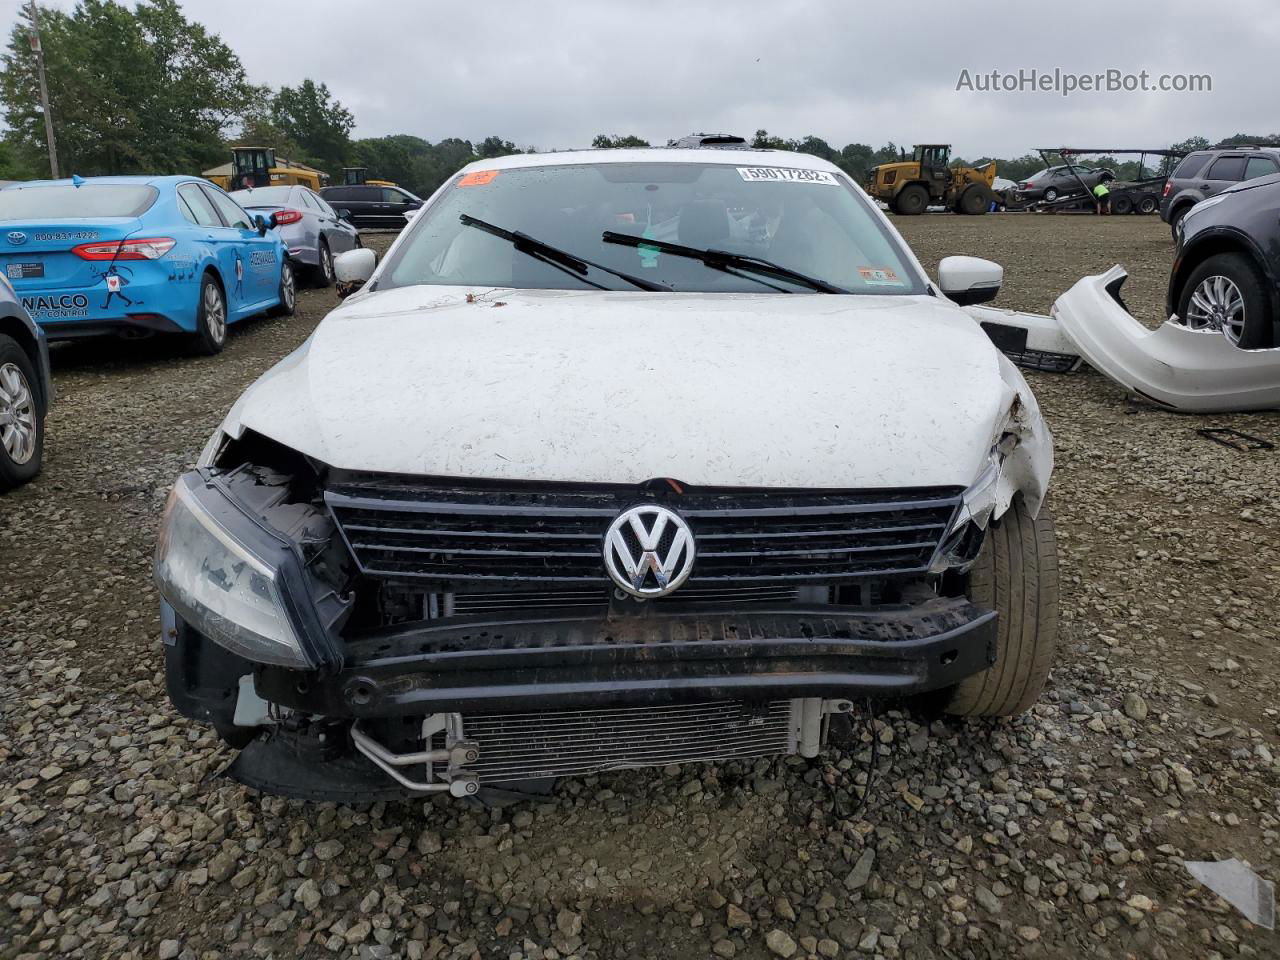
[1053,266,1280,412]
[218,285,1051,499]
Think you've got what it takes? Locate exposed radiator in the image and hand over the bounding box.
[445,700,802,783]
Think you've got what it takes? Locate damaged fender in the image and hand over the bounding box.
[992,353,1053,520]
[1054,266,1280,413]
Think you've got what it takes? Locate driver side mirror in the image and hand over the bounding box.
[336,208,353,222]
[254,213,271,234]
[937,256,1003,305]
[334,248,377,299]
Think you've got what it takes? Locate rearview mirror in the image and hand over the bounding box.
[938,256,1003,305]
[334,248,377,299]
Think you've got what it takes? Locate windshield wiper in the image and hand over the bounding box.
[601,231,848,294]
[459,214,670,292]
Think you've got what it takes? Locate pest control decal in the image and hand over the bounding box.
[858,266,904,286]
[737,167,839,185]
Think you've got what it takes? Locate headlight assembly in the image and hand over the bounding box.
[155,472,321,668]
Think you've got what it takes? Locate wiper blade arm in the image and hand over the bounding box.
[601,231,847,294]
[459,214,670,292]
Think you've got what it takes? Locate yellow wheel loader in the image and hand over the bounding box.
[867,144,999,215]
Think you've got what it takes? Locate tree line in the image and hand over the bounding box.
[3,3,1278,196]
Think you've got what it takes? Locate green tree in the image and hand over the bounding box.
[591,134,649,148]
[477,135,519,158]
[271,78,354,177]
[1,1,255,176]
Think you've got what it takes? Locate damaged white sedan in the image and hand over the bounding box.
[156,146,1059,800]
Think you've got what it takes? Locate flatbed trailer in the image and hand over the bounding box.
[1025,147,1186,214]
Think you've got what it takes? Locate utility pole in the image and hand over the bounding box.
[27,1,59,179]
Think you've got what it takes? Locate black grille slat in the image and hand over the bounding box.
[327,476,962,587]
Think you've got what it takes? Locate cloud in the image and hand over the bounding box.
[9,0,1276,156]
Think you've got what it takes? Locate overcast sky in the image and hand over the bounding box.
[6,0,1277,157]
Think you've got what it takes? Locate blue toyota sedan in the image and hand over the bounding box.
[0,175,295,354]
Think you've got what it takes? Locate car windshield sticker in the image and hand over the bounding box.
[737,167,839,185]
[457,170,500,187]
[858,266,904,286]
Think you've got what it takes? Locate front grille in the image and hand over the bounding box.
[447,584,808,616]
[448,700,799,782]
[327,475,962,588]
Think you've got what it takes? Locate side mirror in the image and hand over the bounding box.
[334,247,377,299]
[336,208,353,222]
[403,208,419,223]
[938,255,1003,305]
[255,213,270,234]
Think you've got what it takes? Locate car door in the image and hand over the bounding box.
[1200,154,1247,199]
[306,190,356,253]
[200,184,279,315]
[378,187,420,225]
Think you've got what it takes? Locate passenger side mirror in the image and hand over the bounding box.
[336,208,353,222]
[937,255,1003,305]
[334,248,377,299]
[255,213,271,234]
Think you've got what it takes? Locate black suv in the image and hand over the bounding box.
[1160,146,1280,238]
[318,185,423,228]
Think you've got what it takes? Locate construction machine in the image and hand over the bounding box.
[203,148,328,192]
[342,167,397,188]
[867,144,999,215]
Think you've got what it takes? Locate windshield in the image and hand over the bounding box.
[229,186,294,206]
[0,184,158,220]
[378,162,924,295]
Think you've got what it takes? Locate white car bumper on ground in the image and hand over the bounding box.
[981,265,1280,413]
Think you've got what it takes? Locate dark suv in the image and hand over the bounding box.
[318,185,423,228]
[1160,146,1280,238]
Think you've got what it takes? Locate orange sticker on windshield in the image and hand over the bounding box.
[457,170,500,187]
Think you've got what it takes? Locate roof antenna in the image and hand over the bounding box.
[71,174,85,188]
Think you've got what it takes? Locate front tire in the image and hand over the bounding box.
[191,273,228,356]
[0,334,44,491]
[1042,187,1059,203]
[944,498,1059,717]
[957,185,989,215]
[268,260,296,318]
[1177,252,1273,349]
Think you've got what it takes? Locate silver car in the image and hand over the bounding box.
[229,185,361,287]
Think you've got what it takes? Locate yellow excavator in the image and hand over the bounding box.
[867,144,999,215]
[203,148,328,192]
[342,167,397,188]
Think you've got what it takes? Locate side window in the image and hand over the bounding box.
[1206,156,1246,181]
[1172,152,1210,179]
[298,190,320,211]
[203,186,252,229]
[311,192,337,217]
[383,188,409,204]
[178,184,223,227]
[1244,156,1279,180]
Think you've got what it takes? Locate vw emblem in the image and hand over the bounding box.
[6,231,27,246]
[604,504,696,598]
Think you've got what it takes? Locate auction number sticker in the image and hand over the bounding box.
[858,266,904,286]
[457,170,500,187]
[737,166,838,185]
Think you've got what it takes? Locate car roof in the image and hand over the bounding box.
[13,174,208,189]
[454,147,846,176]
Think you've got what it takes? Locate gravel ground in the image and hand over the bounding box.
[2,217,1278,960]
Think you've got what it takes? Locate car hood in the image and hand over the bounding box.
[221,286,1021,489]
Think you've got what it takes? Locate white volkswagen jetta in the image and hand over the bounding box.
[156,143,1056,800]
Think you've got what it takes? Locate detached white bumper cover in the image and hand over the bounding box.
[1054,266,1280,413]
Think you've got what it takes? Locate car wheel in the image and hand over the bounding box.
[894,184,929,215]
[1042,187,1059,203]
[1178,252,1273,349]
[957,185,989,215]
[191,273,228,356]
[0,334,44,491]
[313,241,334,288]
[1169,204,1190,239]
[1138,196,1158,215]
[1112,194,1133,215]
[943,498,1060,718]
[268,260,297,317]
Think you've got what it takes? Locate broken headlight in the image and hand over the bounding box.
[155,472,317,668]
